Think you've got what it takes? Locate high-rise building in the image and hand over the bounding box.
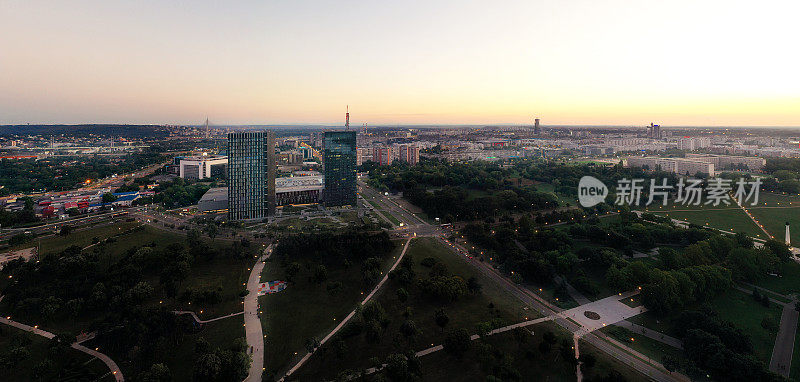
[534,118,541,135]
[399,145,420,165]
[323,131,357,207]
[648,122,662,139]
[227,131,276,220]
[373,146,393,166]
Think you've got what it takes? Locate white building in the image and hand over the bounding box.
[179,155,228,180]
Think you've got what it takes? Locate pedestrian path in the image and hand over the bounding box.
[244,245,272,382]
[0,316,124,381]
[279,237,413,381]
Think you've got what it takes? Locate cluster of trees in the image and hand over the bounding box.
[0,150,166,195]
[0,197,37,228]
[274,231,395,267]
[0,228,253,379]
[365,159,561,221]
[0,329,107,380]
[676,311,781,381]
[134,178,212,209]
[763,158,800,194]
[191,337,250,382]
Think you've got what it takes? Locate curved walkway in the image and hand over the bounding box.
[0,316,124,381]
[244,244,273,382]
[279,237,413,381]
[173,310,244,325]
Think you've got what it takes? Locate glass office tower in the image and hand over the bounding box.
[323,131,357,207]
[227,131,275,220]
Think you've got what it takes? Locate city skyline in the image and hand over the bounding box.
[2,0,800,126]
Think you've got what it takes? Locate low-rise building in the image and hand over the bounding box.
[179,155,227,180]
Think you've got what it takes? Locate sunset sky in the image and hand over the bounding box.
[2,0,799,126]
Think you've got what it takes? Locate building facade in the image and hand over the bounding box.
[373,146,393,166]
[627,156,716,177]
[323,131,357,207]
[398,145,420,165]
[227,131,276,220]
[179,155,228,180]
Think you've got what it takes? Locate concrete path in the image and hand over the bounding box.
[0,316,124,381]
[769,296,798,377]
[244,244,272,382]
[279,237,413,381]
[174,310,244,324]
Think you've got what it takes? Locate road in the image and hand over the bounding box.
[769,295,798,378]
[0,315,124,381]
[279,237,413,381]
[361,183,687,382]
[244,244,273,382]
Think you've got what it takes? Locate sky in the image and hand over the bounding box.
[1,0,799,126]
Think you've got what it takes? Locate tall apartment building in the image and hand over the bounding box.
[373,146,393,166]
[323,131,357,207]
[684,154,765,170]
[227,131,276,220]
[398,145,420,165]
[677,137,711,151]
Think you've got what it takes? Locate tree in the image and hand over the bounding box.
[285,262,302,282]
[399,320,419,341]
[443,328,471,358]
[193,353,222,381]
[141,363,171,382]
[59,225,72,236]
[396,288,409,302]
[102,192,118,204]
[662,355,679,373]
[579,353,596,370]
[312,265,328,284]
[764,239,792,262]
[434,309,449,333]
[384,353,414,382]
[467,276,482,294]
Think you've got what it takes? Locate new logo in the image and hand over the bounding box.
[578,176,608,208]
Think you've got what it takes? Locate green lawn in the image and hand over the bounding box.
[259,240,404,379]
[414,322,579,382]
[649,208,765,238]
[710,289,783,362]
[752,260,800,296]
[600,325,685,370]
[16,221,141,255]
[293,237,531,380]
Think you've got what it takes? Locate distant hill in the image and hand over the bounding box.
[0,124,170,137]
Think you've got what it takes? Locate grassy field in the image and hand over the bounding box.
[752,260,800,296]
[14,220,142,255]
[648,208,765,238]
[600,325,685,369]
[259,239,404,379]
[534,182,578,206]
[710,289,783,362]
[293,237,532,380]
[414,322,578,382]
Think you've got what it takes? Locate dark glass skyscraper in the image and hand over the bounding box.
[323,131,357,207]
[227,130,276,220]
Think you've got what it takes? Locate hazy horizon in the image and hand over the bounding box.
[2,1,799,126]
